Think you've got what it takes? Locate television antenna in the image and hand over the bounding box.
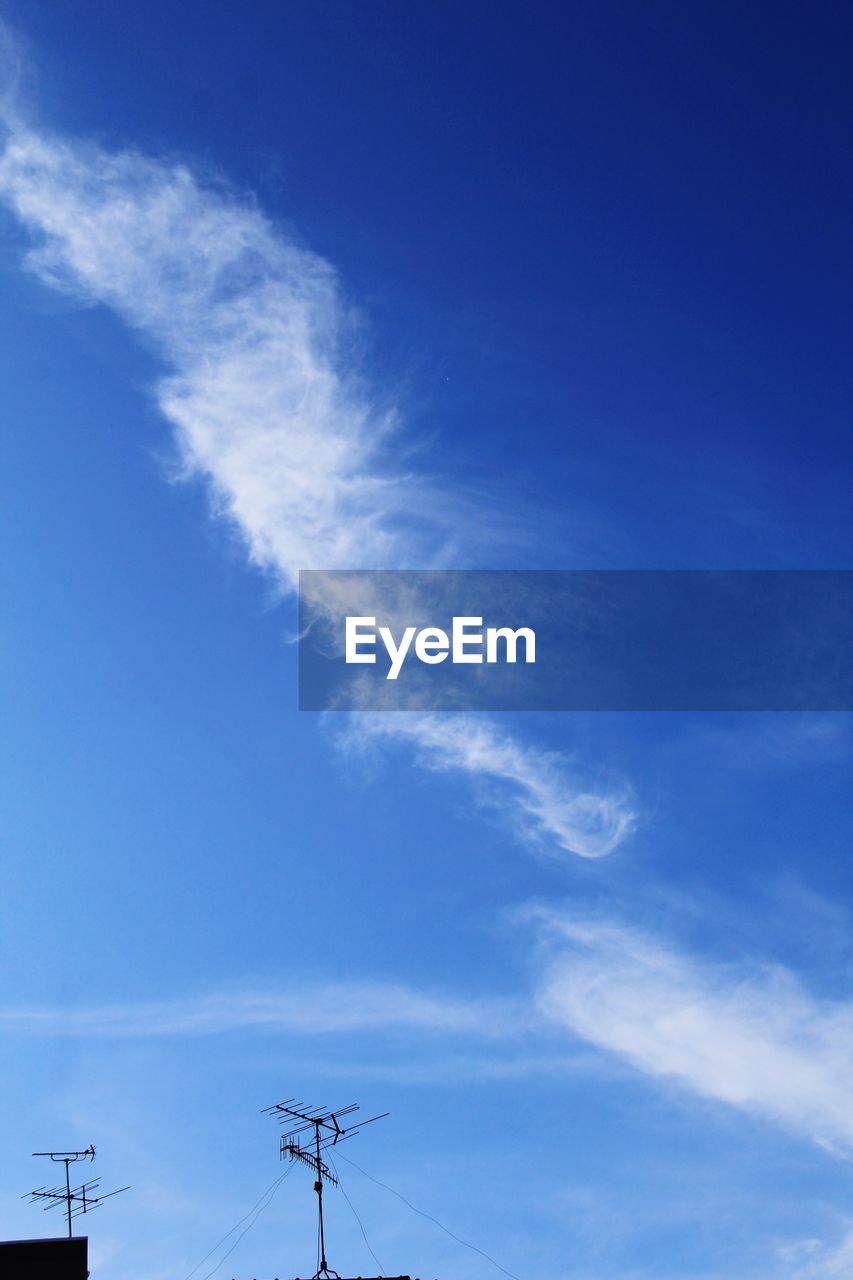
[27,1145,129,1238]
[262,1099,388,1279]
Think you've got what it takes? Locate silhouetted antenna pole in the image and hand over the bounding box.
[262,1099,388,1279]
[27,1146,129,1238]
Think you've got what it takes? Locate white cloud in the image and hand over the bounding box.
[0,128,428,580]
[0,116,635,859]
[9,907,853,1162]
[0,981,516,1039]
[345,713,635,858]
[533,910,853,1152]
[778,1227,853,1278]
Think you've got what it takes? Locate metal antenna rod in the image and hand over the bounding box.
[28,1146,128,1238]
[314,1116,330,1278]
[263,1100,388,1280]
[30,1147,94,1238]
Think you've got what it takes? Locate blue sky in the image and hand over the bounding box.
[0,4,852,1278]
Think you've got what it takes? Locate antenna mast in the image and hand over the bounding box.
[27,1146,129,1238]
[262,1099,388,1279]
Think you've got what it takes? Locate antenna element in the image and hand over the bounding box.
[262,1099,388,1279]
[27,1146,129,1238]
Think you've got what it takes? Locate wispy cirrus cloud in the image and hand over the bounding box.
[0,103,635,859]
[10,905,853,1159]
[0,980,517,1039]
[343,713,635,858]
[778,1227,853,1278]
[533,909,853,1152]
[0,127,429,579]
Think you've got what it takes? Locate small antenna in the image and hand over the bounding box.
[262,1099,388,1279]
[26,1146,129,1238]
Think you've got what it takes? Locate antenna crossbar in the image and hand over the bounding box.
[263,1099,388,1279]
[27,1146,128,1238]
[281,1140,338,1186]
